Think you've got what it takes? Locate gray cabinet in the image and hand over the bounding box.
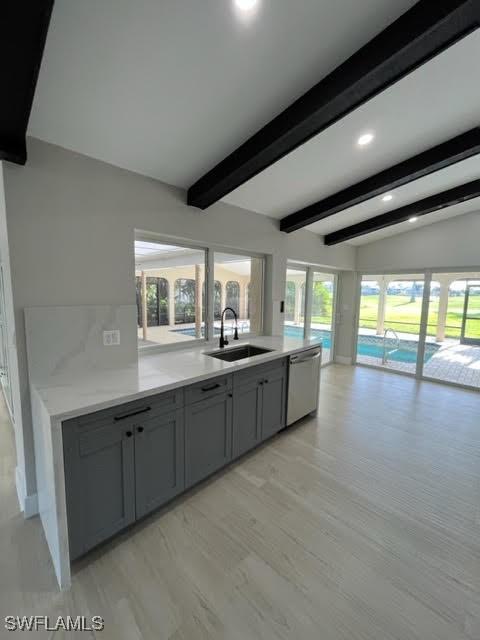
[135,409,184,519]
[185,392,233,487]
[63,391,183,559]
[233,378,262,456]
[62,354,291,561]
[63,419,136,560]
[261,365,287,440]
[233,358,287,455]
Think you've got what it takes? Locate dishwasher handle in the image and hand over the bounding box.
[290,350,321,364]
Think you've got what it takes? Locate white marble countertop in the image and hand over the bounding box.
[32,336,322,421]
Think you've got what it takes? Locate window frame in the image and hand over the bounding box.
[285,261,339,366]
[213,249,265,341]
[134,232,265,353]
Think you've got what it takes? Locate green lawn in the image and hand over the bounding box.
[359,294,480,339]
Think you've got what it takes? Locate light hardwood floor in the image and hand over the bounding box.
[1,365,479,639]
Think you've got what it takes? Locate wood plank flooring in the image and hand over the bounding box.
[0,365,479,639]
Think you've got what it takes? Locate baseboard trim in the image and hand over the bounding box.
[335,355,353,365]
[15,466,39,518]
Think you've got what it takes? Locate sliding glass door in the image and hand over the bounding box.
[356,275,425,374]
[356,270,480,390]
[309,271,336,364]
[421,273,480,389]
[284,264,337,366]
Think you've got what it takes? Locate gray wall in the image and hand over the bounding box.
[356,211,480,273]
[2,138,355,506]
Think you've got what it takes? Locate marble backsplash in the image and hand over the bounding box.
[24,305,138,383]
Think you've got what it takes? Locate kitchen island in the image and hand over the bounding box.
[30,336,321,589]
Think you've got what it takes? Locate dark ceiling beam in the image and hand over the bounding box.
[324,180,480,245]
[280,128,480,233]
[1,1,55,165]
[187,0,480,210]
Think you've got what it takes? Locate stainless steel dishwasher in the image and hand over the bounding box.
[287,347,322,426]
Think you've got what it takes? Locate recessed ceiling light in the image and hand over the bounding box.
[408,216,418,223]
[234,0,258,11]
[382,194,394,202]
[357,132,375,147]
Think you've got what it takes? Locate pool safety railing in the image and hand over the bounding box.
[382,328,400,364]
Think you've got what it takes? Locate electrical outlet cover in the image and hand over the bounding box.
[103,330,121,346]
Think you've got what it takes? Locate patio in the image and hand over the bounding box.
[356,329,480,389]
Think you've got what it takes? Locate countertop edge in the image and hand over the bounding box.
[33,338,322,423]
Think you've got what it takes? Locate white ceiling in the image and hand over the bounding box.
[29,0,416,186]
[223,29,480,241]
[347,197,480,246]
[308,155,480,240]
[28,0,480,246]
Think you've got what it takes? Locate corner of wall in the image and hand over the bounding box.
[15,465,38,517]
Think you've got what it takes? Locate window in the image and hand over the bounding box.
[226,281,240,315]
[214,281,222,320]
[283,267,307,337]
[214,253,264,337]
[202,280,222,322]
[135,238,265,348]
[285,281,296,322]
[174,279,197,324]
[136,277,169,327]
[135,239,206,346]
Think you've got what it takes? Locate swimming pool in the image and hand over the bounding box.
[171,325,439,363]
[285,326,438,363]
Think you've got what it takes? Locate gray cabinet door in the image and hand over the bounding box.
[63,422,135,560]
[233,379,262,457]
[185,393,233,488]
[261,366,287,441]
[135,409,185,519]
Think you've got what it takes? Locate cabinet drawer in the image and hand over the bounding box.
[64,389,184,433]
[233,358,286,388]
[185,375,232,405]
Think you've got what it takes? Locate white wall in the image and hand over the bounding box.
[356,211,480,273]
[0,164,32,512]
[334,271,359,364]
[2,138,355,506]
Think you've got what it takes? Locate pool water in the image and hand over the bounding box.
[172,325,439,364]
[285,326,438,363]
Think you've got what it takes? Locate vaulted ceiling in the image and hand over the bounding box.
[17,0,480,245]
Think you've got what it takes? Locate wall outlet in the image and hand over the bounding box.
[103,330,120,346]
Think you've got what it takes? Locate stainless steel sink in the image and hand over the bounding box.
[206,345,274,362]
